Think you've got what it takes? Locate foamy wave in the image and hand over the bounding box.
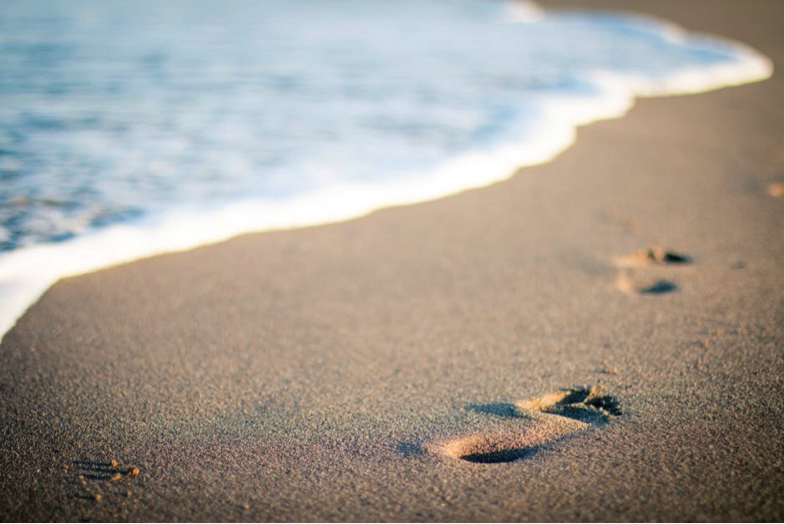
[589,23,773,96]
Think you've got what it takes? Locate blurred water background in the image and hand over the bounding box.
[0,0,770,252]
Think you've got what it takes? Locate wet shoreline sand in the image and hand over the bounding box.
[0,0,782,520]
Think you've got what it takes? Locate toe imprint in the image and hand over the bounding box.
[613,247,692,268]
[517,385,621,424]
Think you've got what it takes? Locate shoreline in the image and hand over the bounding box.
[0,2,773,344]
[0,0,782,521]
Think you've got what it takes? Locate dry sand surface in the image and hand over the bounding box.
[0,0,782,521]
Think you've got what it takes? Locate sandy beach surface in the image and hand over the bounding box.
[0,0,782,521]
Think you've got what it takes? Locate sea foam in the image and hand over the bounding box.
[0,0,772,340]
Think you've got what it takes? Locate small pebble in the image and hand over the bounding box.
[110,473,123,482]
[767,182,784,197]
[94,494,102,502]
[110,460,118,468]
[127,467,140,477]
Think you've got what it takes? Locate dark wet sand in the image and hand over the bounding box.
[0,0,782,521]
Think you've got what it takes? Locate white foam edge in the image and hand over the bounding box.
[0,10,773,343]
[505,0,546,23]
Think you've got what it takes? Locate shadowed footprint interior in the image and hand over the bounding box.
[460,447,538,464]
[616,270,679,295]
[466,403,523,418]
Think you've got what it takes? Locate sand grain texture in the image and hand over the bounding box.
[0,0,782,521]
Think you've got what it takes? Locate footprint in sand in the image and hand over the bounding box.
[613,246,692,295]
[427,386,620,464]
[70,460,140,502]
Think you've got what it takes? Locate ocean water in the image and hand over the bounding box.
[0,0,771,338]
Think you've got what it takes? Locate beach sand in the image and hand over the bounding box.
[0,0,782,521]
